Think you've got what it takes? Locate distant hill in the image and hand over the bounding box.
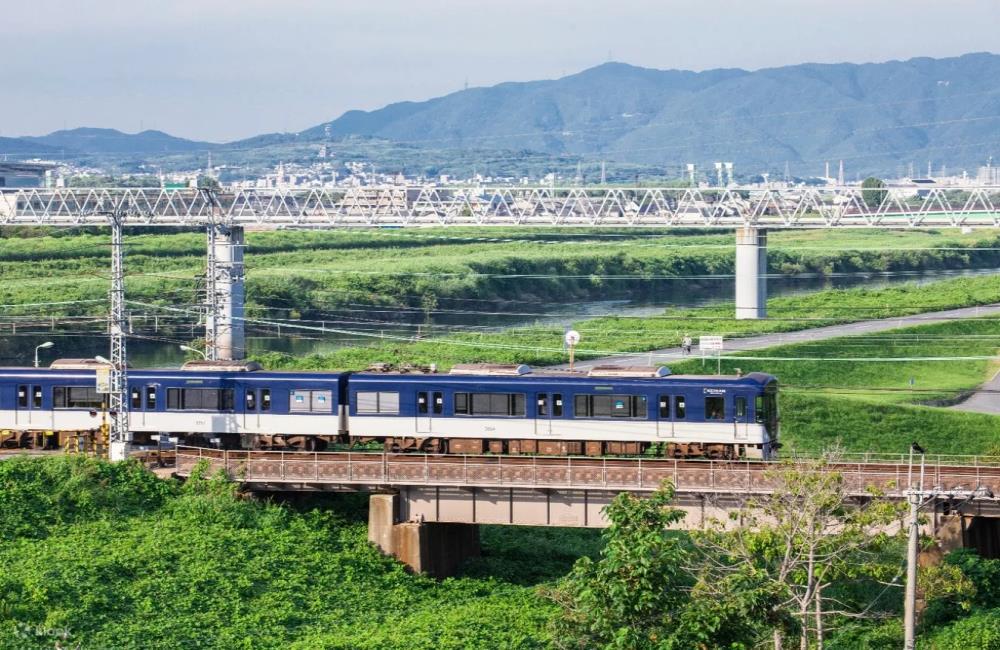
[5,53,999,176]
[302,52,1000,175]
[23,128,215,155]
[0,136,60,157]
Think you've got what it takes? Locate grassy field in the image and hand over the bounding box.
[2,227,999,321]
[259,290,1000,456]
[255,273,1000,371]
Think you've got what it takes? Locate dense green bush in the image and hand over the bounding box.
[0,457,557,649]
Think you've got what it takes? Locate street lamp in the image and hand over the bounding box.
[34,341,54,368]
[179,345,209,360]
[94,355,111,365]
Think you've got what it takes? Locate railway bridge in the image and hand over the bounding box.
[176,447,1000,576]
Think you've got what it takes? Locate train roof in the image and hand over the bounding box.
[351,370,776,387]
[0,364,777,387]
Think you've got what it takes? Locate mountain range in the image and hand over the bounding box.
[5,52,1000,176]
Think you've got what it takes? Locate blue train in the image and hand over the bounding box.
[0,360,779,459]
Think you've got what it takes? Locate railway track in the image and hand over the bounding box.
[175,447,1000,497]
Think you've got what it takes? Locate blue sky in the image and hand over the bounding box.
[4,0,998,141]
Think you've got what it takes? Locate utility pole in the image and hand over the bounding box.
[903,443,995,649]
[903,445,925,650]
[107,211,130,461]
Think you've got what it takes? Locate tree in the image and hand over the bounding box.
[861,177,887,209]
[197,175,221,191]
[545,483,781,649]
[691,457,905,650]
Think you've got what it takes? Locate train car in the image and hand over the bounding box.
[1,360,779,460]
[0,360,348,451]
[347,364,779,459]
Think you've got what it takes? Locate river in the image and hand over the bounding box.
[7,266,998,368]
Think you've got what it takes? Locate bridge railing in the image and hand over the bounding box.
[175,447,1000,497]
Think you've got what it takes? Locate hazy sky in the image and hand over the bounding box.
[4,0,998,142]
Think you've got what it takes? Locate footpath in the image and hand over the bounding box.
[555,303,1000,415]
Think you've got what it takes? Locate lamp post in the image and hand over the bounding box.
[179,345,209,360]
[34,341,54,368]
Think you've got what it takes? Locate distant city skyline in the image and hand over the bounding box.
[3,0,999,141]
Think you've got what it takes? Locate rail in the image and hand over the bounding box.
[175,447,1000,497]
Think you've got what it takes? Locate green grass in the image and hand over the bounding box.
[255,274,1000,371]
[2,227,1000,321]
[260,303,1000,457]
[0,456,559,650]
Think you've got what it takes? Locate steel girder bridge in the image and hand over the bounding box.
[3,185,1000,228]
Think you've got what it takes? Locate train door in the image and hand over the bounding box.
[535,393,552,435]
[144,385,157,429]
[656,394,673,438]
[243,387,259,431]
[17,384,45,428]
[733,395,749,440]
[15,384,28,427]
[415,390,441,434]
[130,386,144,428]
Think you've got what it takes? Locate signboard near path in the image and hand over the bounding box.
[699,336,724,352]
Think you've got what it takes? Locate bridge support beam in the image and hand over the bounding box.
[368,493,480,578]
[735,227,767,320]
[205,225,246,360]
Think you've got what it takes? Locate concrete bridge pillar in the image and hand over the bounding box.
[206,225,245,360]
[735,227,767,320]
[368,493,481,578]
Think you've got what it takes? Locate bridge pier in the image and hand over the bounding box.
[368,493,481,578]
[735,227,767,319]
[205,225,246,360]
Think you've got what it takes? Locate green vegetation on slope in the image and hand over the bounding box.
[0,456,569,649]
[2,227,999,322]
[257,287,1000,456]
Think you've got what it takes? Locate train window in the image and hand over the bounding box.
[574,395,647,419]
[553,393,563,417]
[705,396,725,420]
[537,394,548,416]
[289,389,333,414]
[735,397,747,418]
[432,392,443,415]
[261,389,271,411]
[32,386,42,409]
[17,385,27,408]
[246,390,257,411]
[53,386,103,409]
[167,388,234,411]
[659,395,670,418]
[311,391,332,413]
[357,391,400,414]
[675,396,686,419]
[456,392,525,417]
[131,387,142,409]
[417,392,429,414]
[146,386,157,410]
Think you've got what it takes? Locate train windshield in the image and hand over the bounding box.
[755,382,779,437]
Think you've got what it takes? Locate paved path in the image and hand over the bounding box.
[556,302,1000,371]
[951,369,1000,415]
